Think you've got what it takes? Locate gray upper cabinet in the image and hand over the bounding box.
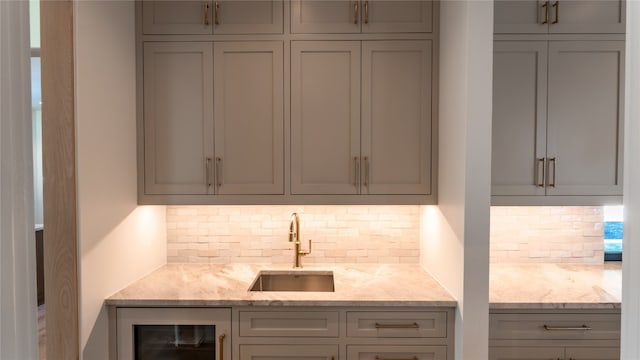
[142,0,283,34]
[143,0,213,35]
[143,41,283,197]
[143,42,214,195]
[494,0,625,34]
[546,41,624,196]
[213,41,284,195]
[290,0,432,34]
[491,41,547,197]
[492,40,624,200]
[362,41,432,195]
[291,41,361,195]
[291,40,432,196]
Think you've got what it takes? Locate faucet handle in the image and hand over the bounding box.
[300,239,312,256]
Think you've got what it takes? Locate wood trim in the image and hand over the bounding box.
[40,0,79,359]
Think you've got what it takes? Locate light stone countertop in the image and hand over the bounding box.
[105,263,457,307]
[490,262,622,310]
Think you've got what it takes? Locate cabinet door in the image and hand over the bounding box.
[490,347,563,360]
[291,41,361,194]
[214,0,283,34]
[494,0,548,34]
[142,0,213,35]
[565,347,620,360]
[239,345,338,360]
[492,41,548,196]
[347,345,447,360]
[291,0,361,33]
[362,1,433,33]
[548,1,625,34]
[213,42,284,194]
[546,41,624,196]
[143,42,214,195]
[362,40,432,195]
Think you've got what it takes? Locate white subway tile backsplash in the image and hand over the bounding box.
[490,206,604,264]
[167,206,420,264]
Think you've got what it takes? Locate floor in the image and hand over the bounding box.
[38,304,46,360]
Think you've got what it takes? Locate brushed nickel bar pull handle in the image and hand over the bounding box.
[205,157,212,187]
[552,1,559,24]
[353,1,359,24]
[375,356,418,360]
[375,322,419,329]
[548,157,557,188]
[535,157,545,187]
[354,156,360,187]
[541,1,549,24]
[218,334,226,360]
[364,1,369,24]
[216,157,222,188]
[364,156,369,188]
[204,2,210,25]
[543,324,592,331]
[214,1,220,25]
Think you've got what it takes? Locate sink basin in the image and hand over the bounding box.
[249,271,335,292]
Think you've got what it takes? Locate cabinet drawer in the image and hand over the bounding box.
[239,311,339,337]
[346,311,447,338]
[347,345,447,360]
[240,344,338,360]
[490,313,620,340]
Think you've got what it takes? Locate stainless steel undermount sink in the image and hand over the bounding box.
[249,271,335,292]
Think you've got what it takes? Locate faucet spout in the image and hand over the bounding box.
[288,212,311,268]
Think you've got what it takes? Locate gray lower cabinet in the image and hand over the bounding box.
[235,308,453,360]
[142,41,284,196]
[239,345,338,360]
[492,40,624,203]
[489,311,620,360]
[291,40,433,196]
[494,0,625,34]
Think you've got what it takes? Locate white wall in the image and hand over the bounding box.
[74,1,166,359]
[622,2,640,359]
[421,1,493,359]
[0,1,38,359]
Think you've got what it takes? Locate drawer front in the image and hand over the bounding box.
[490,313,621,340]
[347,345,447,360]
[239,311,339,337]
[346,311,447,338]
[240,344,338,360]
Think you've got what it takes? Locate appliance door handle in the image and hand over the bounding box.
[218,334,226,360]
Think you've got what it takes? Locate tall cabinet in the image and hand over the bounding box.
[491,1,625,205]
[138,0,437,204]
